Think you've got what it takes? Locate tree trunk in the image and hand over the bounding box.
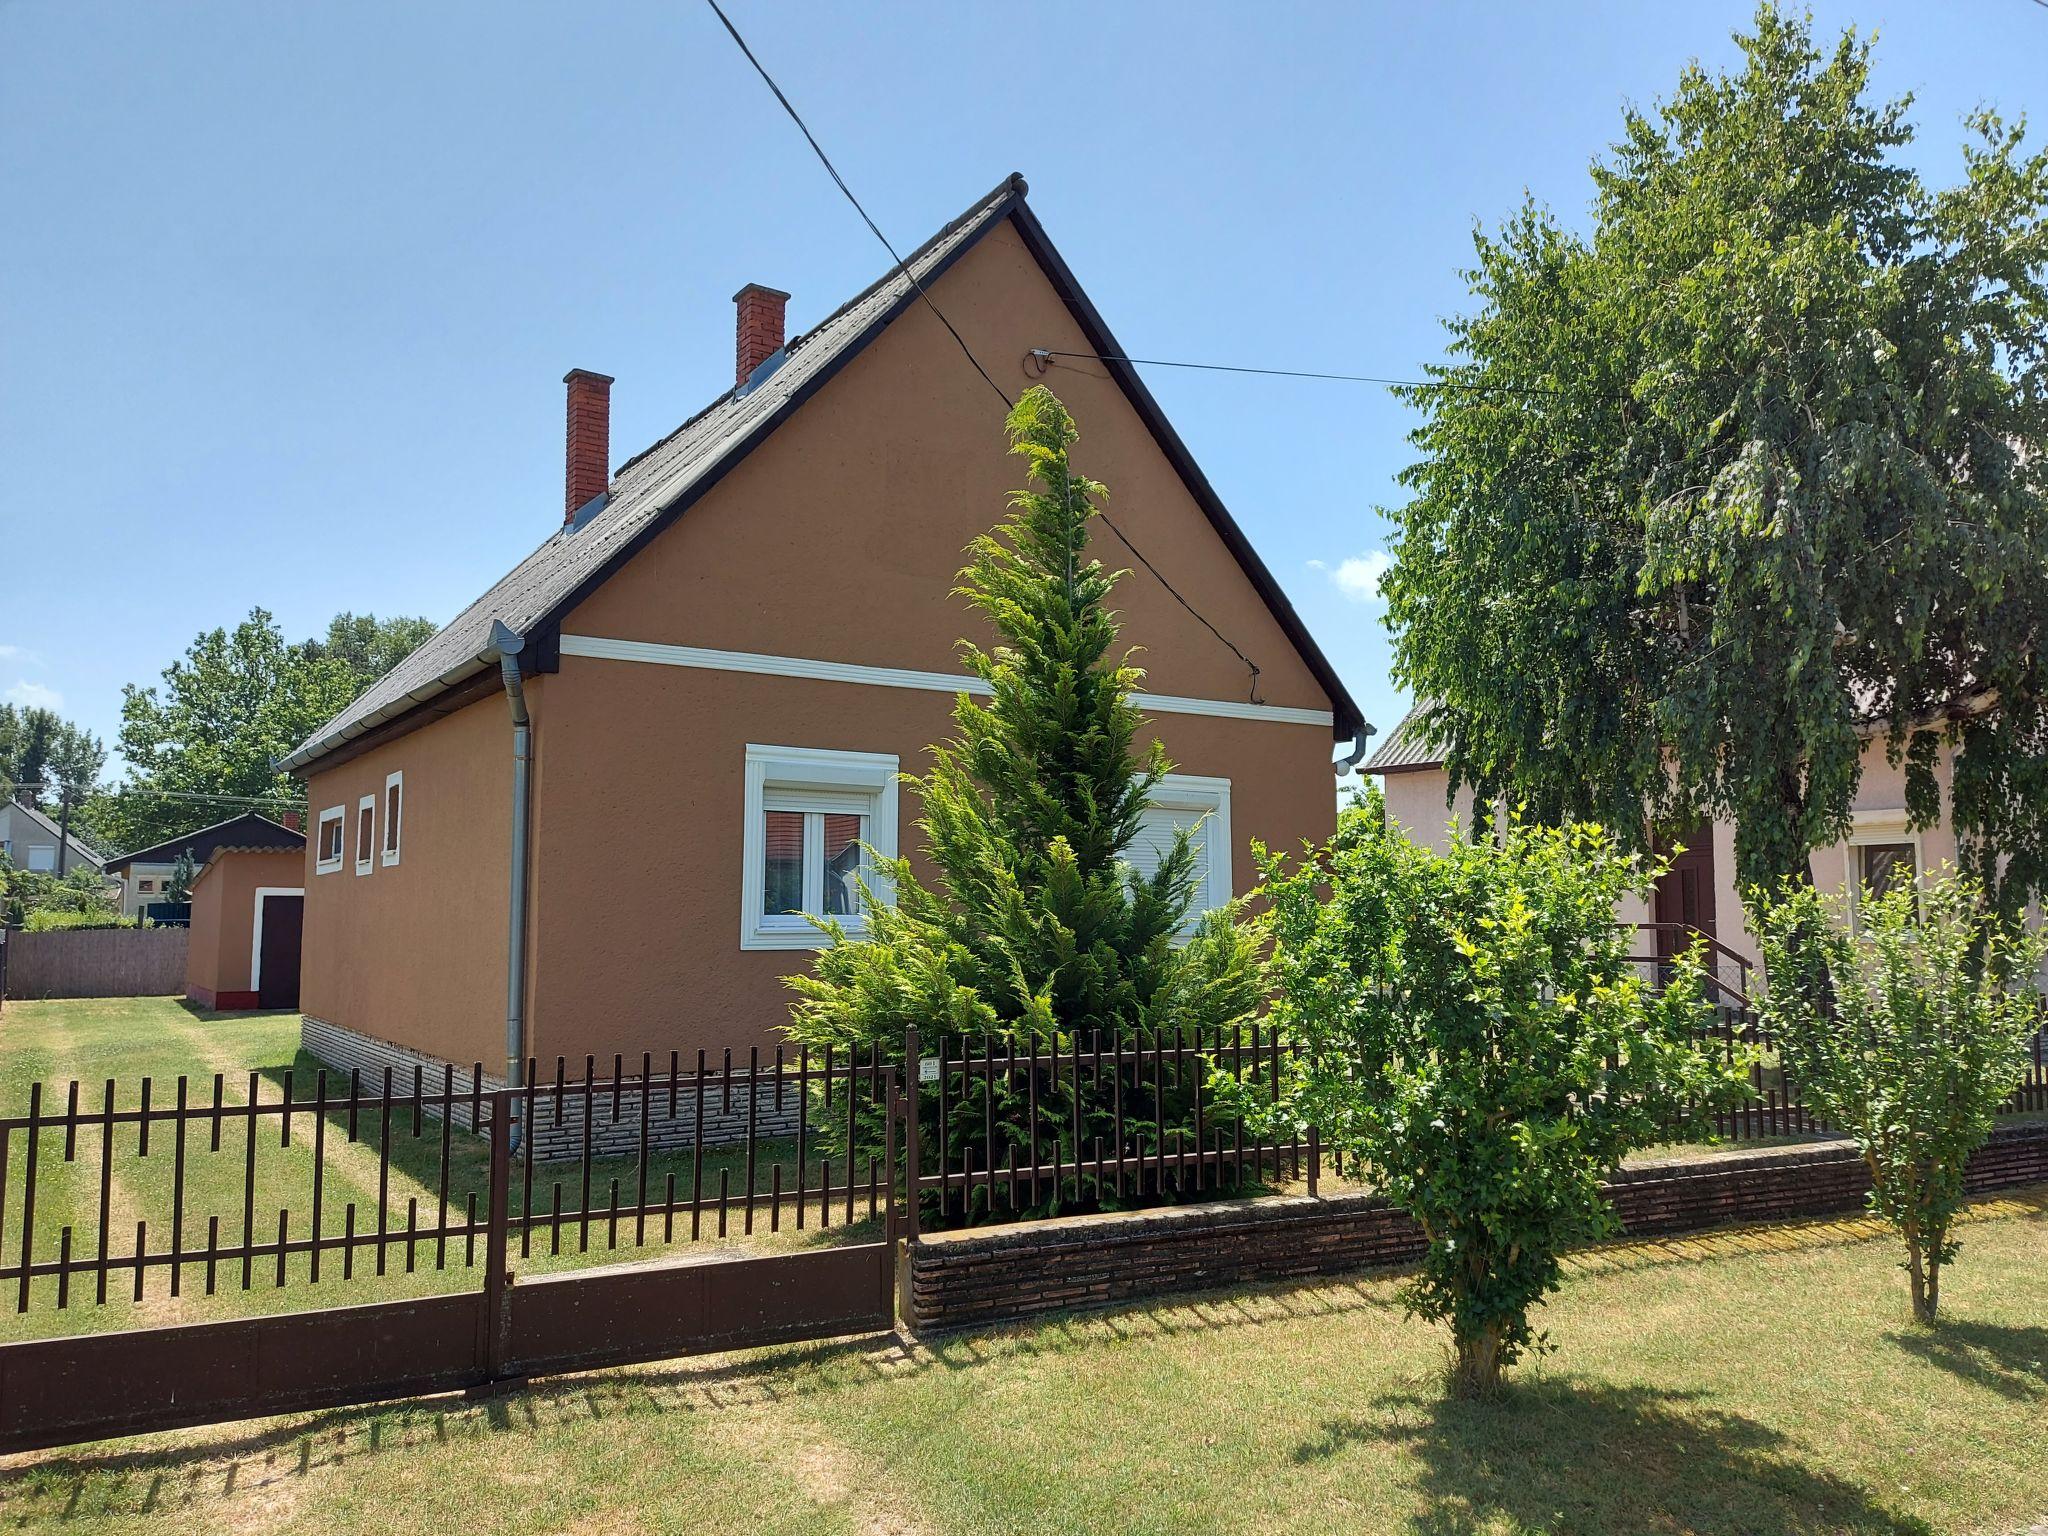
[1451,1323,1506,1399]
[1905,1232,1933,1324]
[1914,1224,1944,1324]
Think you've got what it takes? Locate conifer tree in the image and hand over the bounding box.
[787,386,1262,1059]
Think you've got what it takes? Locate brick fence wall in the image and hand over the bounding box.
[905,1121,2048,1332]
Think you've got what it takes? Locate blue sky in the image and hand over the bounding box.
[3,1,2043,773]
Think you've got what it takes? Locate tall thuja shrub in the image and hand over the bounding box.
[1756,871,2046,1323]
[786,386,1264,1213]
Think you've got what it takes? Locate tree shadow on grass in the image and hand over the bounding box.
[1887,1319,2048,1403]
[1296,1377,1932,1536]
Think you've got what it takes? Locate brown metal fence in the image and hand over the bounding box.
[0,1049,902,1453]
[0,1006,2042,1453]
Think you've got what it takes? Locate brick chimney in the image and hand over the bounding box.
[563,368,614,523]
[281,810,303,833]
[733,284,790,389]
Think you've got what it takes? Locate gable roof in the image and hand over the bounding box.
[281,173,1365,774]
[103,811,305,874]
[2,798,106,870]
[1363,705,1444,774]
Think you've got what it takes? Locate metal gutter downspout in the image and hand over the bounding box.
[1334,721,1377,777]
[489,620,532,1146]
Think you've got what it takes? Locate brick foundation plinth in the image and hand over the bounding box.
[298,1015,800,1159]
[906,1122,2048,1333]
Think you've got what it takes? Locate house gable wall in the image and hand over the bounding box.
[526,218,1340,1063]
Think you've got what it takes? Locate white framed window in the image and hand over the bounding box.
[354,794,377,876]
[1127,773,1233,939]
[740,744,899,951]
[382,771,404,866]
[25,844,56,873]
[316,806,346,873]
[1845,814,1920,927]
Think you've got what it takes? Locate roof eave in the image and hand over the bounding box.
[278,650,500,776]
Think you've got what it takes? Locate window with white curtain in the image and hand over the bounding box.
[740,745,899,950]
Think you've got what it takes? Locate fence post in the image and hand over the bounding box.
[900,1027,921,1243]
[481,1086,512,1381]
[1306,1124,1320,1198]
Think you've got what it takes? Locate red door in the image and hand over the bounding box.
[1653,828,1717,968]
[258,895,304,1010]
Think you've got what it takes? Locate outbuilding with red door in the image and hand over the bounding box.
[184,842,306,1011]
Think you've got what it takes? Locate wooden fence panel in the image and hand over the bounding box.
[2,928,189,999]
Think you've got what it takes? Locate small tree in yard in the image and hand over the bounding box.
[163,850,199,905]
[1755,872,2046,1324]
[1247,792,1754,1397]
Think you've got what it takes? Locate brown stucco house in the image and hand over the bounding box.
[279,174,1368,1095]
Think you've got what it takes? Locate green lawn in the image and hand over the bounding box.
[0,998,878,1342]
[0,1189,2039,1534]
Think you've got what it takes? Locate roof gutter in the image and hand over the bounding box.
[489,620,533,1145]
[1334,722,1378,777]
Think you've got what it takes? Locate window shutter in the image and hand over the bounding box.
[1128,805,1206,889]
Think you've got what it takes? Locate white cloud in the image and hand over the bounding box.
[1330,550,1393,605]
[4,680,63,711]
[0,645,42,666]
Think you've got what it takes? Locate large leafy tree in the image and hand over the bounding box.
[93,609,358,852]
[309,612,438,693]
[788,384,1260,1052]
[0,704,107,869]
[1384,6,2048,908]
[87,608,436,853]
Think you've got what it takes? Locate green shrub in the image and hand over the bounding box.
[22,908,137,932]
[1755,869,2046,1323]
[1243,792,1754,1397]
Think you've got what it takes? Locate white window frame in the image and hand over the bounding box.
[1139,773,1234,939]
[1843,812,1921,928]
[316,806,346,874]
[381,771,404,867]
[250,886,304,995]
[25,844,57,873]
[354,794,377,876]
[740,744,899,951]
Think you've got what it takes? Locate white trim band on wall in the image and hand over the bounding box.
[558,634,1336,729]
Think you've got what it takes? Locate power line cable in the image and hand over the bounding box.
[701,0,1011,412]
[1029,349,1566,397]
[701,0,1272,704]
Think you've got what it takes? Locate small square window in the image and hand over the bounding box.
[26,845,56,873]
[740,745,898,951]
[139,879,155,893]
[316,807,346,873]
[382,771,403,866]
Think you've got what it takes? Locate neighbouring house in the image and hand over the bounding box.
[0,798,103,878]
[279,173,1369,1097]
[184,844,306,1011]
[104,812,305,920]
[1368,703,2039,991]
